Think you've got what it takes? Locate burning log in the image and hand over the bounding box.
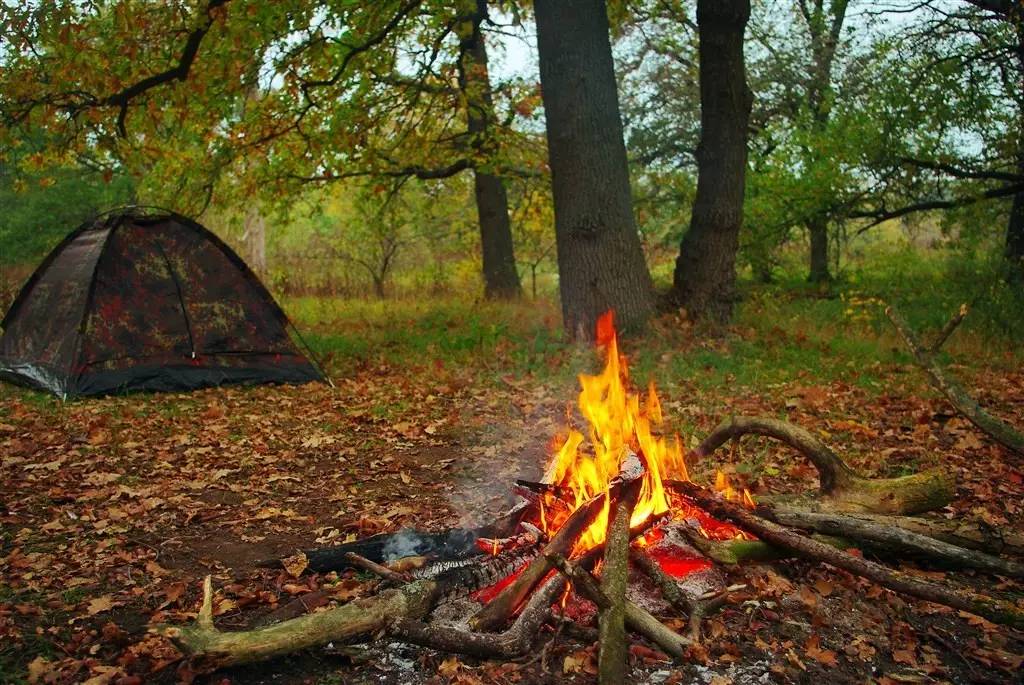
[886,304,1024,455]
[598,478,642,683]
[390,575,568,659]
[469,488,609,631]
[629,546,739,641]
[692,415,954,515]
[669,480,1024,629]
[546,554,690,659]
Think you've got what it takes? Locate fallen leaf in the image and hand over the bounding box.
[87,594,114,615]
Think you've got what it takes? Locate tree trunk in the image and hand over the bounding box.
[668,0,752,323]
[808,216,831,283]
[243,204,267,278]
[457,0,522,300]
[534,0,655,340]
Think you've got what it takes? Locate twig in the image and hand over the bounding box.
[343,552,410,584]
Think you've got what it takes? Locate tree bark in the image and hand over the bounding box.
[669,0,752,323]
[457,0,522,299]
[534,0,655,339]
[807,216,831,283]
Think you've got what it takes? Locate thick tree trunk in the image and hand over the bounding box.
[457,0,522,300]
[808,216,831,283]
[534,0,655,339]
[669,0,752,323]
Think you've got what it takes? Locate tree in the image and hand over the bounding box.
[667,0,752,322]
[456,0,523,299]
[534,0,655,339]
[0,0,538,298]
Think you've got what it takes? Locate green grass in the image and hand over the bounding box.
[280,240,1021,404]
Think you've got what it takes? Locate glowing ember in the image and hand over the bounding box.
[540,312,753,550]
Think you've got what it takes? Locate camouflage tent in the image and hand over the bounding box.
[0,208,323,398]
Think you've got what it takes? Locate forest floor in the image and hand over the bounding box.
[2,290,1024,685]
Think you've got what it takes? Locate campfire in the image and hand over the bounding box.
[160,310,1024,679]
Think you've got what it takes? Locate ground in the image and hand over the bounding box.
[2,291,1023,684]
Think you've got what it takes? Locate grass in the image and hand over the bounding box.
[279,241,1022,407]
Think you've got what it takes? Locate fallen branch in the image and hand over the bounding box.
[692,415,954,515]
[669,481,1024,629]
[886,304,1024,455]
[161,575,442,668]
[764,507,1024,578]
[164,549,537,666]
[547,554,690,658]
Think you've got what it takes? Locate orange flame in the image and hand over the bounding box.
[542,312,753,550]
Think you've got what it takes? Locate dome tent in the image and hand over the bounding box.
[0,208,323,398]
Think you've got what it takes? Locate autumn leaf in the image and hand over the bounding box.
[87,594,114,615]
[281,551,309,579]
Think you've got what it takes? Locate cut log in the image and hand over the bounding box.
[886,304,1024,455]
[599,479,641,683]
[669,481,1024,629]
[763,507,1024,578]
[546,554,690,659]
[692,415,954,515]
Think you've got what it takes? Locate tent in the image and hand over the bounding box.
[0,208,324,398]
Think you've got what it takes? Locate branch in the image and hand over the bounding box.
[886,305,1024,455]
[103,0,231,136]
[897,157,1024,183]
[850,182,1024,232]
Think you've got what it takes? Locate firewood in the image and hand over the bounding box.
[629,546,738,640]
[546,553,690,658]
[692,415,954,515]
[162,549,538,666]
[669,480,1024,629]
[762,506,1024,578]
[161,575,443,668]
[469,487,610,631]
[390,575,568,659]
[598,478,641,683]
[886,304,1024,455]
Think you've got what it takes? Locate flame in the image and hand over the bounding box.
[542,311,753,550]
